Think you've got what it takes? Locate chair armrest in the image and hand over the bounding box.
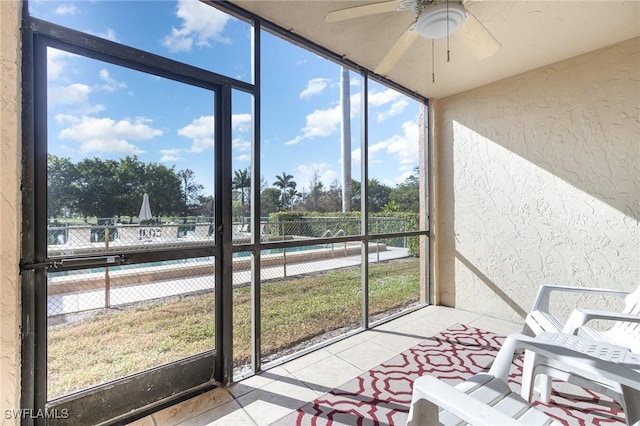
[531,284,629,312]
[488,333,640,389]
[563,309,640,335]
[407,375,529,426]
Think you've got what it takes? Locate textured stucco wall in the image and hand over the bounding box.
[433,37,640,323]
[0,1,21,424]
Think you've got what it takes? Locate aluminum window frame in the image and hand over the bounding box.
[20,1,430,424]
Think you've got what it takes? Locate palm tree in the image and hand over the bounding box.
[273,172,296,210]
[285,187,300,211]
[233,168,250,217]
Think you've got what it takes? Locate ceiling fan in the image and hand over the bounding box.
[324,0,500,76]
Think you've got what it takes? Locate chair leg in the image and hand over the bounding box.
[536,375,552,404]
[406,398,440,426]
[521,350,552,403]
[520,350,536,401]
[620,385,640,426]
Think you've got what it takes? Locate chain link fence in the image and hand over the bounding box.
[47,257,215,320]
[47,217,216,257]
[47,217,416,320]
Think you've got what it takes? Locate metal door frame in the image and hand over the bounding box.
[20,15,246,426]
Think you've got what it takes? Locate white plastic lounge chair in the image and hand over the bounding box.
[522,284,640,410]
[520,332,640,425]
[406,333,640,426]
[523,284,640,352]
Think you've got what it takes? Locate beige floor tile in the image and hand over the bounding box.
[323,333,368,355]
[278,348,332,373]
[177,400,255,426]
[152,388,234,426]
[365,328,426,353]
[396,307,480,337]
[395,316,450,338]
[289,355,363,390]
[469,315,524,336]
[434,306,483,323]
[125,415,156,426]
[127,307,486,426]
[235,372,320,426]
[335,339,398,371]
[259,373,321,402]
[228,366,290,399]
[369,306,440,331]
[239,399,294,426]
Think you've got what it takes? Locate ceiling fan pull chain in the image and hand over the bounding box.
[446,0,451,62]
[432,39,436,83]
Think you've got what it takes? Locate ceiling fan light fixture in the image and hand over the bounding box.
[416,2,467,39]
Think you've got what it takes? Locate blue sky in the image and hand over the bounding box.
[35,0,421,197]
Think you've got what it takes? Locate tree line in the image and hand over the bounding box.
[237,169,420,217]
[47,155,420,221]
[47,155,205,220]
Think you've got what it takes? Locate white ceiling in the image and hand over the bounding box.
[224,1,640,99]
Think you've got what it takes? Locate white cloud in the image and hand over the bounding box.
[56,115,162,155]
[48,83,91,107]
[232,113,252,133]
[303,106,342,138]
[47,49,75,81]
[162,0,231,53]
[233,137,250,152]
[48,83,105,114]
[369,120,419,166]
[368,89,402,107]
[367,88,410,121]
[54,4,78,15]
[296,162,338,189]
[179,113,251,153]
[98,69,127,92]
[300,78,331,99]
[376,99,408,122]
[179,115,215,153]
[80,104,106,115]
[285,90,364,146]
[237,154,251,162]
[159,149,183,163]
[285,104,341,145]
[392,168,416,185]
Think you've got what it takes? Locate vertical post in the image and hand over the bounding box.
[360,72,369,330]
[281,220,287,277]
[104,226,110,308]
[340,67,352,213]
[283,247,287,278]
[214,83,234,386]
[250,19,262,374]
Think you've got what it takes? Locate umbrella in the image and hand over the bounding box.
[138,193,153,222]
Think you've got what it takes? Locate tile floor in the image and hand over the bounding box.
[127,306,523,426]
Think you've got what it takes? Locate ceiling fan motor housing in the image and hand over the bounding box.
[416,2,467,39]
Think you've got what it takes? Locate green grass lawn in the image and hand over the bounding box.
[48,258,420,398]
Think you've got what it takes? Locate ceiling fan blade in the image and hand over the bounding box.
[374,25,419,75]
[455,10,500,59]
[325,0,399,23]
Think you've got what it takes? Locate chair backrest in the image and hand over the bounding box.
[610,285,640,352]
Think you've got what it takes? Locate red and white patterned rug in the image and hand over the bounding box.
[273,324,625,425]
